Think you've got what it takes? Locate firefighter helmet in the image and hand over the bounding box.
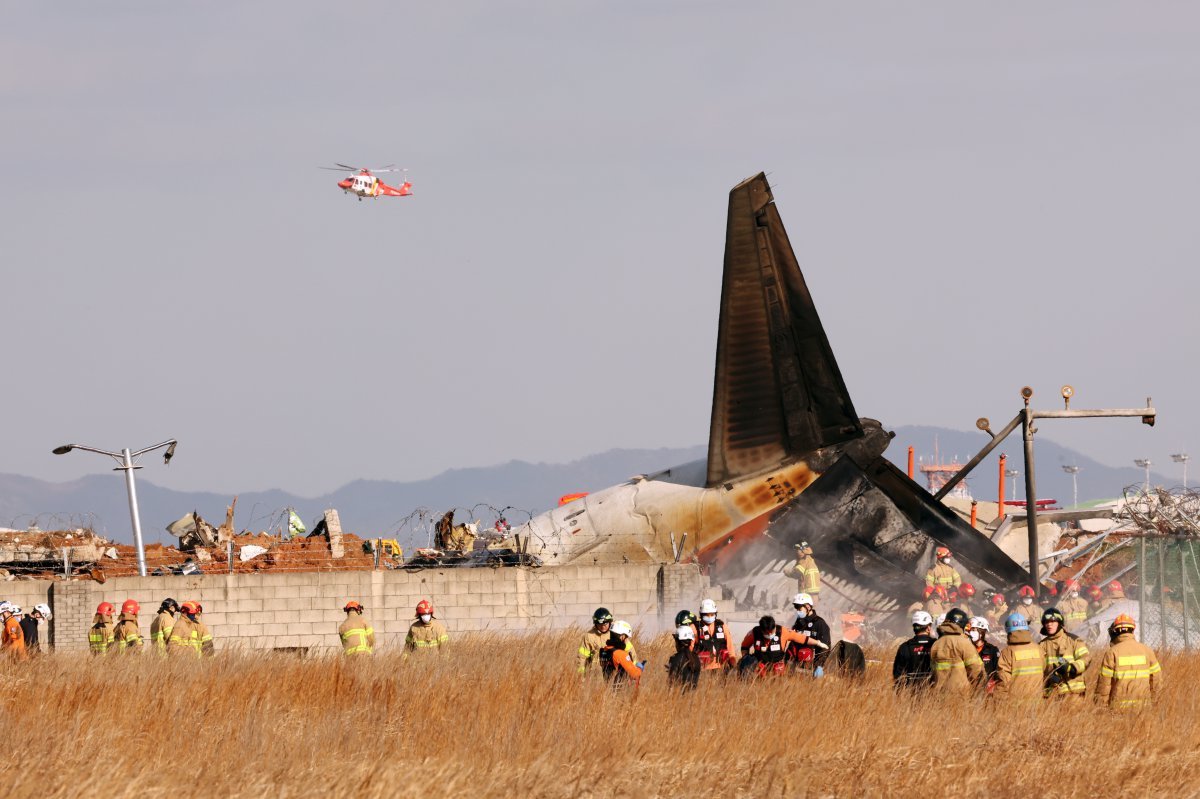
[415,599,434,617]
[1065,579,1081,591]
[592,607,613,625]
[1087,584,1103,599]
[911,610,933,628]
[1108,580,1124,593]
[675,625,695,641]
[1018,585,1036,598]
[159,597,179,614]
[931,585,949,601]
[960,583,976,597]
[969,616,990,632]
[1004,613,1030,633]
[1040,607,1065,633]
[674,609,696,627]
[699,598,718,615]
[180,601,200,616]
[121,599,140,615]
[1110,613,1136,633]
[935,546,951,560]
[96,602,115,616]
[611,620,633,637]
[991,592,1006,606]
[945,608,969,629]
[34,603,51,620]
[343,600,363,613]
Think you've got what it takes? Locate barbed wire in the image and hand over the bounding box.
[1114,484,1200,537]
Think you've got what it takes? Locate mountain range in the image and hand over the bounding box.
[0,426,1171,547]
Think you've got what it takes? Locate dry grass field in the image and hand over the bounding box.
[1,631,1197,799]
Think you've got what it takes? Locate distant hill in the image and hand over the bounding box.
[0,428,1166,548]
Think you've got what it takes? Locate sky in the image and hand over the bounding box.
[3,2,1197,498]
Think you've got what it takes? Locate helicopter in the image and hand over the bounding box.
[320,163,412,201]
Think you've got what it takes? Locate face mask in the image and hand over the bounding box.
[796,609,808,619]
[701,614,716,624]
[1022,597,1033,605]
[967,630,980,642]
[420,614,432,623]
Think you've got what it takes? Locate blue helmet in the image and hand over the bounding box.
[1004,612,1030,634]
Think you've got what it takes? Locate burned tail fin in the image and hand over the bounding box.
[707,173,861,487]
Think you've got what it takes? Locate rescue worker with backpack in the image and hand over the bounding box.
[577,607,613,674]
[929,608,984,695]
[738,615,825,678]
[151,598,177,653]
[788,593,831,674]
[694,598,736,672]
[1095,614,1161,710]
[89,602,116,656]
[1039,607,1088,698]
[666,625,701,690]
[994,613,1044,701]
[339,600,374,656]
[112,600,143,653]
[893,611,936,691]
[405,599,449,654]
[600,620,645,687]
[967,616,999,690]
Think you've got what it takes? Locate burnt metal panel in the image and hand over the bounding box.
[706,173,861,487]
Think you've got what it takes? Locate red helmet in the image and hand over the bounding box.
[1065,579,1081,591]
[121,599,139,615]
[96,602,115,616]
[1108,580,1124,593]
[343,600,363,613]
[960,583,976,598]
[1018,585,1036,598]
[416,599,434,617]
[931,585,949,601]
[1087,584,1103,599]
[990,593,1005,606]
[180,601,200,616]
[935,547,951,560]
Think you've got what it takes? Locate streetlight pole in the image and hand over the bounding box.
[52,439,177,577]
[1134,459,1152,493]
[1062,465,1080,508]
[1006,469,1020,503]
[1172,453,1190,489]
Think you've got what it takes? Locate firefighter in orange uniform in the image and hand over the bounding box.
[739,615,826,678]
[694,598,736,671]
[600,620,645,687]
[0,603,25,660]
[1095,614,1161,710]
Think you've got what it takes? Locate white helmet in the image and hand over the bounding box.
[911,610,933,627]
[937,613,947,626]
[0,602,12,615]
[675,625,696,641]
[699,598,718,615]
[8,606,21,616]
[611,620,633,637]
[792,593,814,607]
[34,604,51,620]
[969,616,989,632]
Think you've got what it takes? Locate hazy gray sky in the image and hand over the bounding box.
[4,3,1197,497]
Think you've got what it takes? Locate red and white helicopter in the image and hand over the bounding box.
[320,163,412,201]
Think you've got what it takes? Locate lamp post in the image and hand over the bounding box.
[52,439,177,577]
[1134,458,1152,493]
[1172,453,1190,489]
[1006,469,1020,502]
[1062,465,1080,508]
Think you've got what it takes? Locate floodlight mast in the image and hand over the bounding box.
[52,439,177,577]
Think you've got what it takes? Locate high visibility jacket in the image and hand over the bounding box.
[338,615,375,656]
[925,563,961,591]
[1094,633,1161,709]
[112,614,143,653]
[984,603,1009,631]
[1016,601,1043,631]
[150,611,175,651]
[89,616,115,655]
[785,555,822,595]
[1040,629,1088,697]
[2,616,25,659]
[405,619,449,652]
[1061,597,1089,629]
[166,616,213,657]
[924,598,948,619]
[994,630,1044,701]
[929,623,984,695]
[577,628,608,674]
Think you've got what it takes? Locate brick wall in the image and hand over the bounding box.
[48,563,708,652]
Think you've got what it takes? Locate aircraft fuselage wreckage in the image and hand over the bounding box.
[510,172,1030,610]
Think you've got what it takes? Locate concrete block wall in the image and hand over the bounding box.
[48,563,709,652]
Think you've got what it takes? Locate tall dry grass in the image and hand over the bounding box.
[1,631,1197,799]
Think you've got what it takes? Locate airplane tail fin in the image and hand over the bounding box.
[707,173,860,487]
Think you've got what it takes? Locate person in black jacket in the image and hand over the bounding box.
[666,625,702,691]
[788,593,832,673]
[893,610,936,690]
[19,604,48,654]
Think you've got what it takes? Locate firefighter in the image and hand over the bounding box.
[957,583,979,617]
[893,611,936,691]
[929,608,984,695]
[983,592,1008,630]
[784,541,821,601]
[1059,580,1089,631]
[1086,584,1105,616]
[167,601,213,657]
[151,598,178,653]
[577,607,613,674]
[600,620,645,687]
[1015,585,1042,631]
[405,599,449,653]
[925,585,950,619]
[967,616,999,689]
[1104,580,1127,611]
[788,592,831,673]
[694,598,736,671]
[924,547,962,599]
[739,615,825,678]
[338,601,374,656]
[994,613,1044,701]
[1095,614,1161,710]
[89,602,116,656]
[666,625,701,690]
[1039,607,1088,698]
[112,599,143,653]
[0,603,25,660]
